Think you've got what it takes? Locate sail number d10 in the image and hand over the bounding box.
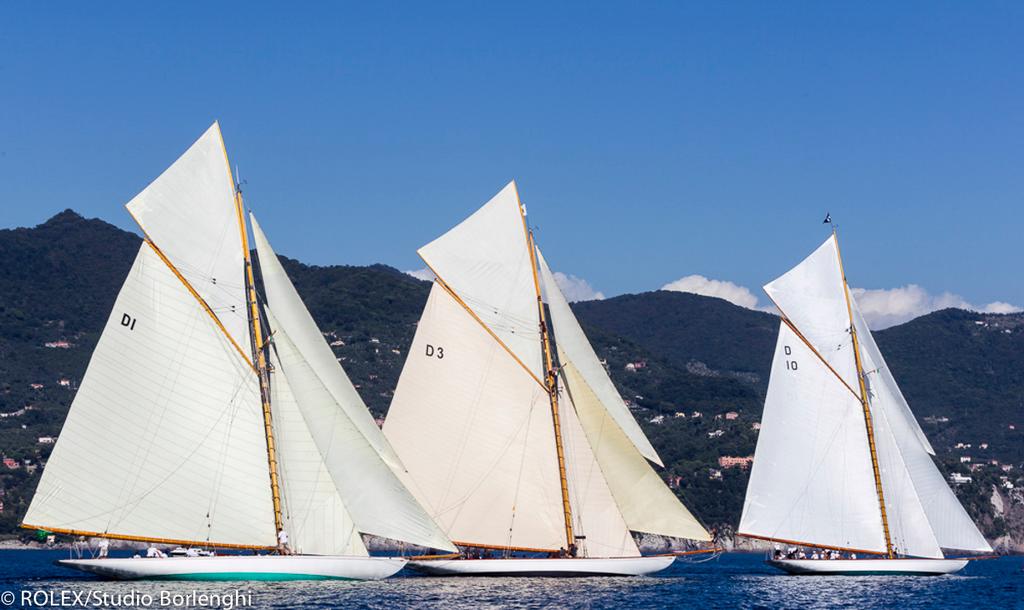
[425,344,445,359]
[784,345,798,370]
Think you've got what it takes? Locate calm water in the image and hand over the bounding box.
[0,550,1020,609]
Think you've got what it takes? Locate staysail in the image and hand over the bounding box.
[252,216,457,553]
[537,250,711,543]
[740,233,991,557]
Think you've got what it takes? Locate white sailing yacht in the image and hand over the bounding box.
[738,231,993,575]
[383,182,713,576]
[21,123,456,580]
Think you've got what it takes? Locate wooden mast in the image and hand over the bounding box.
[231,171,284,536]
[833,227,895,559]
[518,199,575,552]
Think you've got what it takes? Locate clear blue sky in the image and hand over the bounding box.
[1,2,1021,308]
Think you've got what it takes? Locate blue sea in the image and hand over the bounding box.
[0,550,1020,609]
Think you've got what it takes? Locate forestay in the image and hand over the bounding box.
[536,250,662,466]
[384,284,566,550]
[24,244,276,547]
[253,220,456,553]
[537,251,710,543]
[268,345,367,556]
[851,301,991,554]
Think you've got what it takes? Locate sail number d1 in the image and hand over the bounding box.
[783,345,798,370]
[425,344,444,359]
[121,313,137,331]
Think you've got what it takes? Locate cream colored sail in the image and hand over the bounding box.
[535,250,662,466]
[536,251,710,542]
[125,122,252,357]
[383,284,566,550]
[254,224,456,553]
[268,344,368,556]
[24,244,276,547]
[738,322,886,553]
[417,181,544,380]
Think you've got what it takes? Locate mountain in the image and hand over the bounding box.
[0,211,1020,549]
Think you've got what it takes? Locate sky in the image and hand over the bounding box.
[1,2,1021,328]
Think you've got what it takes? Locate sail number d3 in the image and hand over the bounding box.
[784,345,798,370]
[425,344,444,359]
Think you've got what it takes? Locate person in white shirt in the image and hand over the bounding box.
[146,546,166,558]
[96,538,109,559]
[185,548,199,557]
[277,529,291,555]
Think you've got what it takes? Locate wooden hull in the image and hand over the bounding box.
[767,558,968,576]
[407,556,675,577]
[56,555,406,581]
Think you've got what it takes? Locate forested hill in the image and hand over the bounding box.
[0,211,1021,549]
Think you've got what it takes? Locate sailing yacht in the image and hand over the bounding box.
[383,182,713,576]
[21,123,456,580]
[738,231,992,575]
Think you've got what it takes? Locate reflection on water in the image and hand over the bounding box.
[1,551,1020,609]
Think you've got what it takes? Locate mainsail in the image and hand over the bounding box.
[385,181,711,556]
[739,233,992,558]
[23,124,274,548]
[24,123,456,555]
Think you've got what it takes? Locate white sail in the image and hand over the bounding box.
[254,231,456,553]
[268,345,367,556]
[763,235,859,391]
[536,250,662,466]
[739,323,886,553]
[125,122,251,356]
[417,181,544,379]
[851,302,992,554]
[250,214,404,470]
[384,284,566,550]
[24,244,276,547]
[558,378,640,557]
[563,362,712,544]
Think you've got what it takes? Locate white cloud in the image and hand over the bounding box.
[850,285,1022,329]
[661,275,761,310]
[553,272,605,302]
[405,268,435,282]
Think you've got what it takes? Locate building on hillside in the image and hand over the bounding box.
[707,429,725,439]
[58,378,72,387]
[960,456,971,463]
[718,456,754,470]
[37,436,56,444]
[29,383,44,390]
[2,458,20,470]
[708,469,722,481]
[649,415,665,425]
[44,340,72,349]
[751,422,762,431]
[949,473,972,485]
[724,411,739,420]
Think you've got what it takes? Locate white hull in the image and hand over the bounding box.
[56,555,406,581]
[767,558,968,576]
[408,556,675,577]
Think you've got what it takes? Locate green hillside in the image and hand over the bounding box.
[0,211,1020,547]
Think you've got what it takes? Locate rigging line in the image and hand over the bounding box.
[417,257,546,390]
[126,219,255,374]
[763,293,861,402]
